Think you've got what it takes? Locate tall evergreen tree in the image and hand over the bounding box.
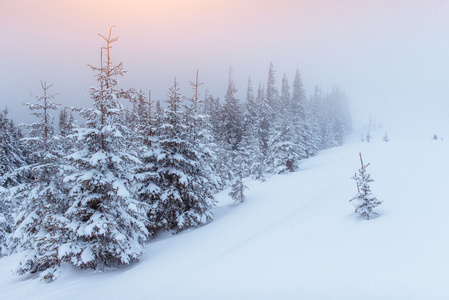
[257,83,271,157]
[266,62,280,117]
[143,78,215,233]
[0,108,26,256]
[222,68,243,152]
[241,78,264,179]
[62,27,150,272]
[266,74,301,173]
[292,69,313,158]
[9,81,71,282]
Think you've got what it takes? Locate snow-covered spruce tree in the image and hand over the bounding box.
[186,71,220,191]
[8,81,72,281]
[0,195,11,256]
[222,68,243,153]
[266,74,303,173]
[144,78,215,233]
[58,108,75,138]
[215,68,244,183]
[266,62,280,118]
[256,83,271,159]
[366,131,371,143]
[62,27,150,271]
[228,166,248,203]
[350,153,381,220]
[308,86,325,153]
[0,108,28,189]
[130,89,161,236]
[207,95,235,188]
[291,69,313,158]
[241,77,265,180]
[0,108,23,252]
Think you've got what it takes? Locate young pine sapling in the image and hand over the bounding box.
[350,153,381,220]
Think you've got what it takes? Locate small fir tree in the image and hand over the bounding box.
[228,170,248,203]
[366,131,371,143]
[350,153,381,220]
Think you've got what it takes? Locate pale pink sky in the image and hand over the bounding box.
[1,0,449,135]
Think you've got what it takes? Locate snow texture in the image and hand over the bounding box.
[1,130,449,299]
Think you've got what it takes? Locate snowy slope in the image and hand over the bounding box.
[1,133,449,299]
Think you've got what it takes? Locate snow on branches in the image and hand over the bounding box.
[350,153,381,220]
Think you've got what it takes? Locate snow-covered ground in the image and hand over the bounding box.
[1,130,448,299]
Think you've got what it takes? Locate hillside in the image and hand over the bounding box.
[1,132,448,299]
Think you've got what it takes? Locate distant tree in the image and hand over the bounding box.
[266,62,279,117]
[58,108,75,138]
[383,132,389,142]
[228,169,248,203]
[350,153,381,220]
[0,108,27,187]
[241,77,264,179]
[266,74,300,173]
[257,83,271,157]
[222,68,243,152]
[291,69,312,158]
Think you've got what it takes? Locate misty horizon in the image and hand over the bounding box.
[1,0,449,139]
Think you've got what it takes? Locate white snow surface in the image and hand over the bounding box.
[1,133,449,299]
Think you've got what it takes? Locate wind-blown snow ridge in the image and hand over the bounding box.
[1,134,448,300]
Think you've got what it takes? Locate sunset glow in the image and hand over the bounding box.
[1,0,449,135]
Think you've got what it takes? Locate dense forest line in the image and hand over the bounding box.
[0,29,351,282]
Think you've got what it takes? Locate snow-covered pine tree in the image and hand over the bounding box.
[366,131,371,143]
[62,27,150,271]
[222,68,243,152]
[292,69,313,158]
[241,77,264,180]
[266,62,280,118]
[58,108,75,138]
[145,78,215,233]
[127,88,160,235]
[208,95,222,140]
[266,74,300,173]
[328,88,351,146]
[8,81,72,282]
[308,86,325,153]
[57,108,78,159]
[350,153,381,220]
[0,192,10,256]
[0,108,27,187]
[0,108,26,256]
[206,94,234,187]
[218,68,244,183]
[257,83,271,158]
[228,167,248,203]
[186,71,219,191]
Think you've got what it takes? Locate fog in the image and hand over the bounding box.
[1,0,449,140]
